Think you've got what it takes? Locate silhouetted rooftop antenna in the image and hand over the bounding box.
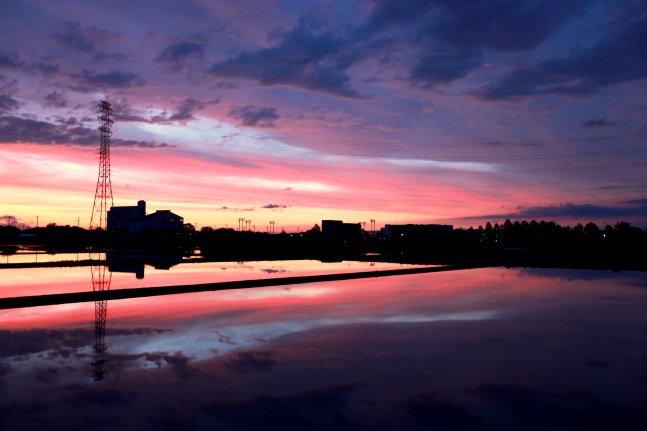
[90,101,114,229]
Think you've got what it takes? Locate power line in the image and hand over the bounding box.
[1,119,645,148]
[177,125,647,148]
[131,128,647,161]
[191,151,647,175]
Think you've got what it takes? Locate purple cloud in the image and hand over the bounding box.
[472,11,647,101]
[73,70,146,89]
[581,118,618,129]
[155,39,207,72]
[209,19,364,99]
[229,105,280,128]
[0,94,20,113]
[463,200,647,225]
[0,49,24,69]
[52,21,125,61]
[43,92,67,108]
[0,115,172,148]
[169,97,218,122]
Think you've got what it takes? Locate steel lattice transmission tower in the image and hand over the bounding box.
[90,100,114,230]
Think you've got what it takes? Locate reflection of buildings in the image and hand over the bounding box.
[89,251,183,381]
[106,251,184,279]
[90,264,110,382]
[107,200,184,234]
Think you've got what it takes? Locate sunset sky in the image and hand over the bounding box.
[1,0,646,231]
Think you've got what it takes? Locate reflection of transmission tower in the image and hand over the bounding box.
[91,263,111,381]
[90,101,114,230]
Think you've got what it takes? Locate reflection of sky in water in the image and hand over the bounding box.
[0,251,105,265]
[1,267,646,429]
[0,259,428,298]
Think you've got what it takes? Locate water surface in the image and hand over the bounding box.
[1,267,646,429]
[0,259,425,298]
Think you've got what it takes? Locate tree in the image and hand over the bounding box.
[306,224,321,234]
[584,222,599,236]
[0,225,21,240]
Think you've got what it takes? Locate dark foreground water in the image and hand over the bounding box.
[1,265,646,430]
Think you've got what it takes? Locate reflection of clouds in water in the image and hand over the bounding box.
[223,350,276,374]
[219,286,334,300]
[0,308,497,381]
[2,268,647,428]
[108,309,502,367]
[260,268,287,274]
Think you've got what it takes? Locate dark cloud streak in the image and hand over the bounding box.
[261,204,288,209]
[0,49,25,69]
[472,12,647,101]
[463,201,647,224]
[581,118,618,128]
[155,39,207,72]
[229,105,279,127]
[0,116,173,148]
[209,19,365,99]
[363,0,592,89]
[73,70,146,89]
[52,21,126,61]
[0,50,58,76]
[0,94,20,113]
[169,97,217,122]
[43,92,67,108]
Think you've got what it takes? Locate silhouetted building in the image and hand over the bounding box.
[322,220,361,239]
[107,200,146,232]
[143,210,184,232]
[107,200,183,234]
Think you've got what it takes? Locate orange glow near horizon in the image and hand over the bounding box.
[0,138,575,231]
[0,142,447,229]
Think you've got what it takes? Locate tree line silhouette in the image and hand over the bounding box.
[1,219,646,270]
